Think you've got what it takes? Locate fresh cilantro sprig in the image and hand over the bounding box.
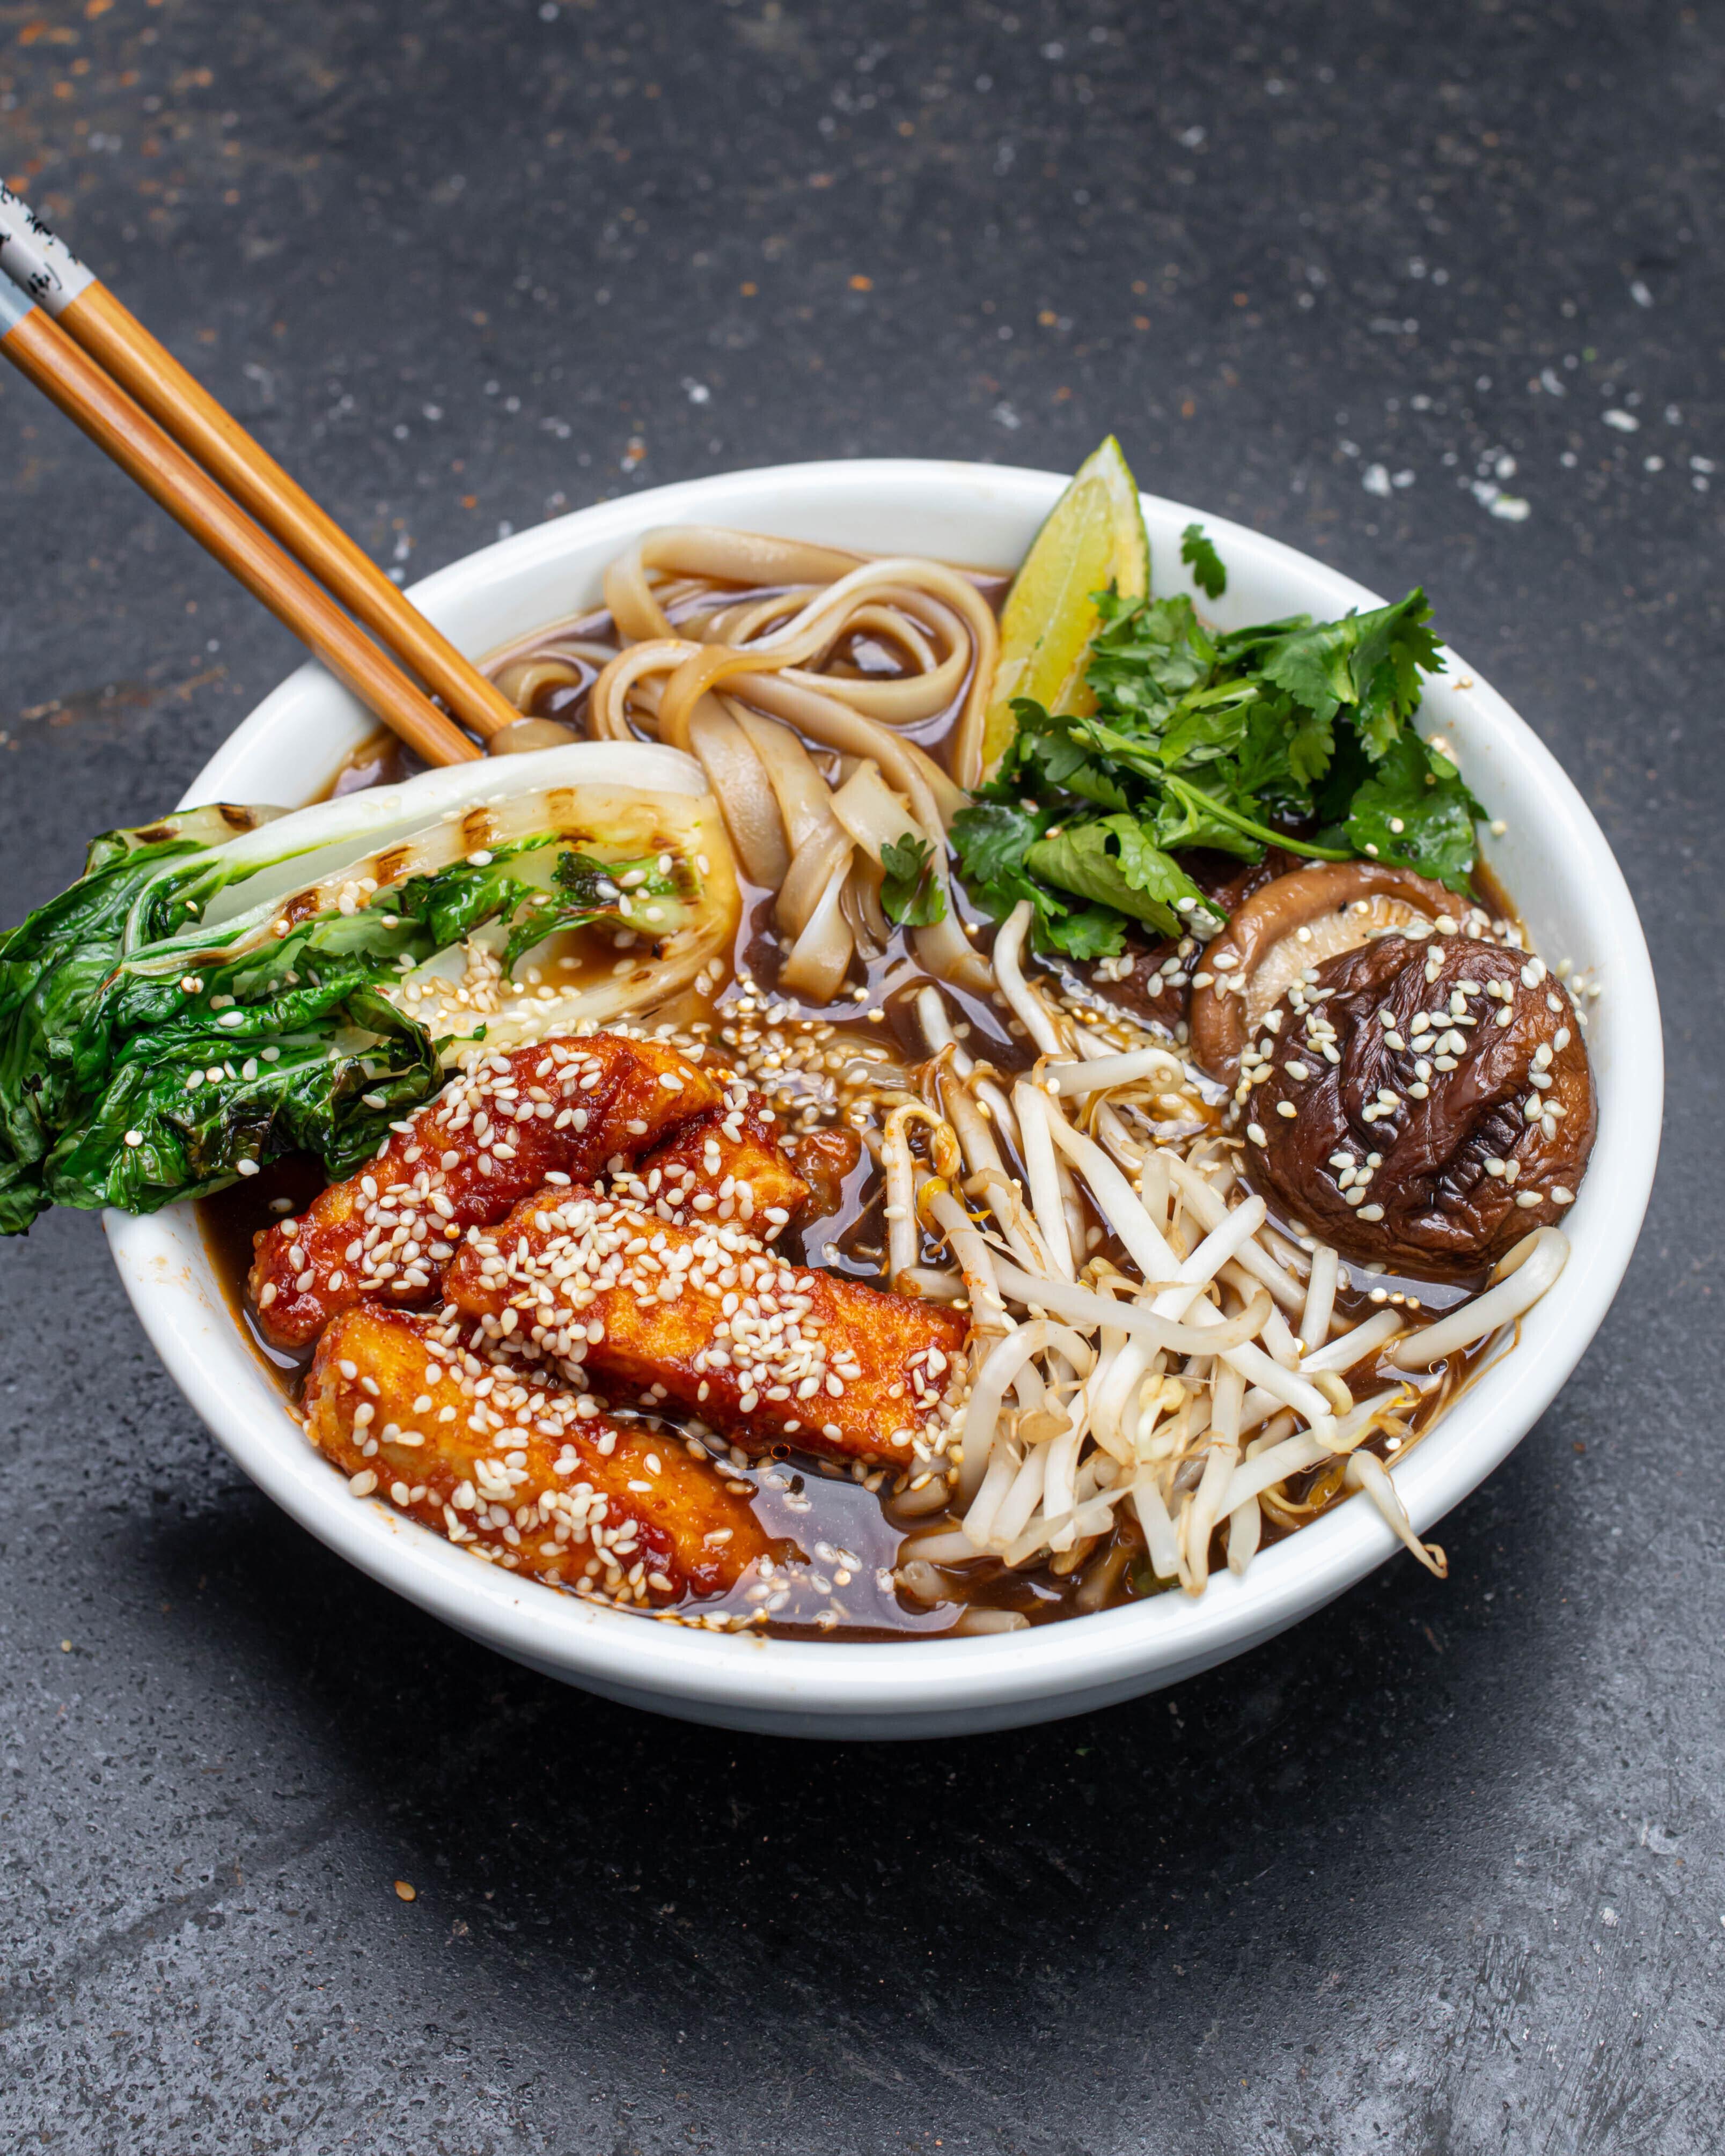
[1180,521,1228,600]
[951,529,1482,958]
[879,833,948,926]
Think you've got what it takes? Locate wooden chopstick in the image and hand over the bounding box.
[0,185,522,744]
[0,266,479,768]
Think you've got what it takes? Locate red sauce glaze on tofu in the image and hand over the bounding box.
[304,1303,774,1602]
[444,1183,967,1470]
[249,1034,723,1348]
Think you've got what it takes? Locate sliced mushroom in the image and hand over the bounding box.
[1241,932,1596,1278]
[1190,862,1483,1084]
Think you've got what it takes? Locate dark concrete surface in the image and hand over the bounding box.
[2,1,1721,2147]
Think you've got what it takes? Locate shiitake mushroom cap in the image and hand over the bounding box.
[1240,931,1596,1278]
[1190,861,1466,1085]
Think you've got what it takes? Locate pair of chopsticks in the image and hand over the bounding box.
[0,185,520,768]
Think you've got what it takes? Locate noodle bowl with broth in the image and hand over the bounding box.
[5,443,1601,1642]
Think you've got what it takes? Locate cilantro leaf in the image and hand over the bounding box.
[949,800,1054,918]
[1026,816,1210,939]
[1349,592,1445,755]
[997,698,1132,809]
[1258,589,1444,760]
[1087,592,1215,717]
[951,498,1472,963]
[1180,521,1228,600]
[1040,901,1131,960]
[950,803,1127,957]
[1344,733,1485,893]
[879,832,948,926]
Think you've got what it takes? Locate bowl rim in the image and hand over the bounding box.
[104,456,1663,1726]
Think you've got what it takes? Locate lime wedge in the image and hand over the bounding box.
[982,436,1150,777]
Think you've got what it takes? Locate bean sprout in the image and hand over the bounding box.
[1385,1227,1569,1368]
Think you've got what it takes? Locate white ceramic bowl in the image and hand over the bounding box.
[104,460,1661,1739]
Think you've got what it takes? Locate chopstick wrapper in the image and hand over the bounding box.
[0,185,93,315]
[0,264,37,339]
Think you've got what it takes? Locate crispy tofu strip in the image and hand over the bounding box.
[251,1034,723,1348]
[304,1303,772,1602]
[629,1099,810,1235]
[444,1187,967,1470]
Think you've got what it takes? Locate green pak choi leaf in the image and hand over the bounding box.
[0,742,735,1230]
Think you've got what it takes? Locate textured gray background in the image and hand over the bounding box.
[1,2,1720,2150]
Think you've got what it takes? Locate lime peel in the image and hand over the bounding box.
[981,436,1149,777]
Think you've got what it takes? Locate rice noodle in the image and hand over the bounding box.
[830,757,922,865]
[493,656,583,709]
[599,532,999,776]
[779,845,855,1001]
[603,526,865,641]
[686,702,789,885]
[730,707,842,862]
[778,823,854,940]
